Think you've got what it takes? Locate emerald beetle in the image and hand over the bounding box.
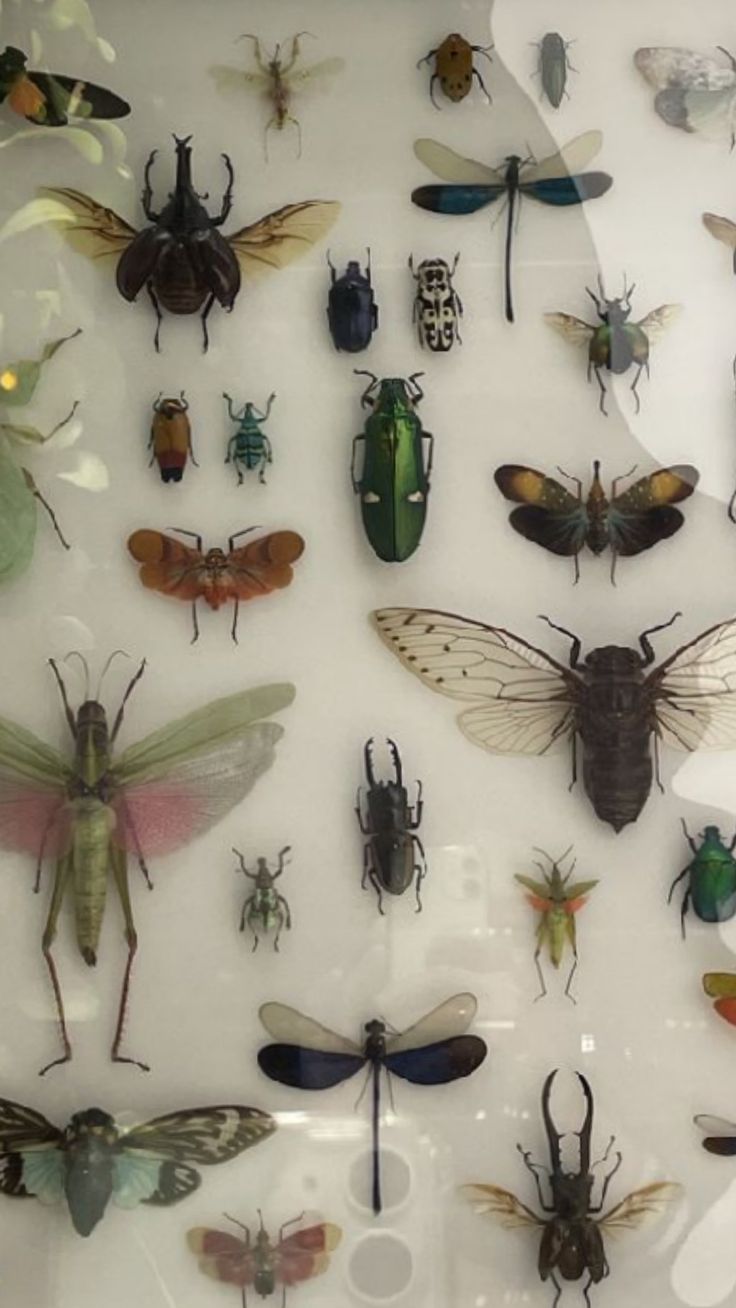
[350,371,434,562]
[223,392,275,485]
[668,820,736,936]
[233,845,292,951]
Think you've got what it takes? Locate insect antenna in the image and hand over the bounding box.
[96,649,130,698]
[63,650,90,697]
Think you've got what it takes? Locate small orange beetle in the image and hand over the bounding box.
[417,33,493,108]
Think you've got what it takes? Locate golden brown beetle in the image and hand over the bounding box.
[417,33,493,107]
[149,392,197,483]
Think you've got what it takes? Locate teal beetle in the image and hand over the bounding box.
[668,820,736,937]
[350,371,434,562]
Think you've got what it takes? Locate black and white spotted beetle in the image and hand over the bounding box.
[408,253,463,352]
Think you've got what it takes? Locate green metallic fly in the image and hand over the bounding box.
[515,848,598,1002]
[0,656,294,1073]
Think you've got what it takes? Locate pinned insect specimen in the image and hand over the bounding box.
[533,33,576,108]
[0,45,130,126]
[0,657,293,1072]
[417,33,493,107]
[33,136,339,350]
[0,329,80,584]
[149,393,197,483]
[494,461,699,582]
[327,250,378,353]
[668,821,736,936]
[234,846,292,951]
[515,847,597,1002]
[356,738,427,913]
[545,276,680,415]
[703,208,736,275]
[210,33,344,159]
[703,972,736,1027]
[462,1071,679,1307]
[257,993,487,1213]
[696,1109,736,1155]
[372,606,736,833]
[411,132,612,322]
[127,528,305,644]
[635,46,736,146]
[188,1211,342,1302]
[352,371,434,562]
[0,1097,274,1236]
[224,393,275,485]
[409,253,463,351]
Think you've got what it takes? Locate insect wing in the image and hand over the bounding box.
[636,304,682,342]
[599,1182,681,1231]
[22,71,129,125]
[277,1223,342,1283]
[227,531,305,598]
[111,1153,168,1207]
[460,1183,542,1228]
[0,437,36,583]
[0,712,70,858]
[523,131,604,181]
[385,1035,487,1085]
[413,139,505,185]
[494,464,588,558]
[227,201,340,278]
[108,684,294,858]
[387,992,477,1052]
[544,312,595,348]
[127,530,205,600]
[17,1147,65,1203]
[187,1226,255,1287]
[258,1002,362,1053]
[704,971,736,1014]
[37,187,137,260]
[703,212,736,249]
[695,1115,736,1155]
[0,1098,63,1201]
[259,1044,366,1090]
[123,1106,275,1165]
[372,607,577,756]
[411,184,506,216]
[520,173,612,206]
[665,86,736,137]
[0,330,80,409]
[141,1161,201,1205]
[608,465,697,557]
[209,65,271,94]
[514,873,551,900]
[648,617,736,750]
[287,57,346,88]
[634,47,736,91]
[0,1098,61,1152]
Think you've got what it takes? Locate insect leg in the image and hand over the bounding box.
[667,864,691,904]
[39,852,74,1075]
[630,363,645,415]
[638,611,681,665]
[141,150,160,221]
[276,893,292,929]
[569,734,578,790]
[516,1145,553,1210]
[368,866,385,916]
[533,936,547,1002]
[409,778,423,827]
[231,598,240,645]
[679,888,691,941]
[110,657,147,743]
[212,154,235,227]
[146,283,164,353]
[250,917,260,952]
[354,370,379,408]
[429,73,441,109]
[225,435,237,465]
[414,843,427,913]
[537,615,582,667]
[589,1142,623,1211]
[550,1273,563,1308]
[564,953,578,1004]
[273,846,291,879]
[199,292,217,353]
[33,805,63,893]
[284,113,303,159]
[273,906,286,951]
[109,843,149,1070]
[355,787,370,834]
[592,364,608,416]
[29,454,75,547]
[118,799,153,890]
[190,600,200,644]
[240,893,254,932]
[471,65,492,104]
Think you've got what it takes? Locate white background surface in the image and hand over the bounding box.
[1,0,736,1304]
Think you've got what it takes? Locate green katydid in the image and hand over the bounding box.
[0,329,81,583]
[0,654,294,1073]
[514,847,598,1003]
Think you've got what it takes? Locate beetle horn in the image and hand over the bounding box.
[172,134,193,148]
[597,272,606,300]
[179,390,189,410]
[364,737,377,786]
[387,738,403,784]
[576,1073,594,1174]
[541,1070,562,1172]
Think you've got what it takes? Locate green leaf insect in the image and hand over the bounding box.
[0,328,80,584]
[515,847,598,1002]
[0,655,294,1073]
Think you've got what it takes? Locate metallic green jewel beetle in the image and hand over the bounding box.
[668,820,736,936]
[350,371,434,562]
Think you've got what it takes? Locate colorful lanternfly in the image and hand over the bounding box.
[514,847,597,1002]
[463,1071,679,1307]
[234,846,293,951]
[127,528,305,643]
[0,45,130,126]
[0,1097,275,1236]
[545,276,681,414]
[493,461,698,582]
[0,656,293,1072]
[187,1211,342,1302]
[257,993,486,1214]
[372,606,736,833]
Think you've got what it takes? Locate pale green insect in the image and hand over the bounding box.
[0,658,295,1074]
[515,847,598,1003]
[0,328,80,583]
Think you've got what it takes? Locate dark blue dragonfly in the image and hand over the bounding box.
[257,993,487,1214]
[411,131,613,323]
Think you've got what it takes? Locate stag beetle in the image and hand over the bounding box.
[355,737,427,913]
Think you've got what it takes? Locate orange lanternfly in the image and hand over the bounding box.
[187,1211,342,1304]
[127,528,305,644]
[417,33,494,107]
[703,972,736,1028]
[515,847,598,1002]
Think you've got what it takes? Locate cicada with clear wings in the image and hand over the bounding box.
[0,1097,274,1236]
[373,606,736,832]
[0,655,294,1072]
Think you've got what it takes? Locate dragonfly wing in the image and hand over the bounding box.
[385,1035,487,1084]
[523,131,603,181]
[258,1045,366,1089]
[521,173,612,206]
[387,993,478,1052]
[413,138,505,184]
[412,184,504,215]
[258,1002,361,1053]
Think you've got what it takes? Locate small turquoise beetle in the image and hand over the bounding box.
[223,392,275,485]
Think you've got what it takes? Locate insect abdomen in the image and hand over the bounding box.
[72,804,113,964]
[153,244,209,313]
[579,664,653,831]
